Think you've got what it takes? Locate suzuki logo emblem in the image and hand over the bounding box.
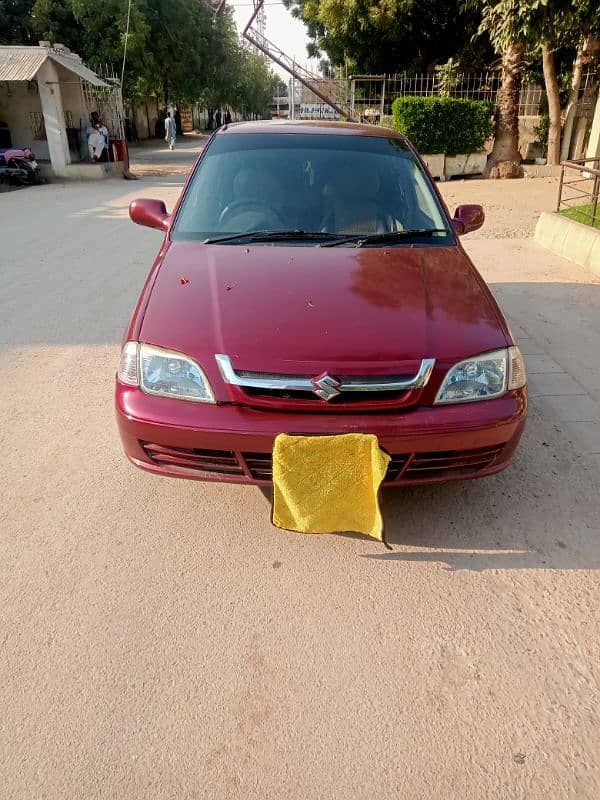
[311,372,342,401]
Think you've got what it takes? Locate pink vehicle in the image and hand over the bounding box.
[0,145,42,185]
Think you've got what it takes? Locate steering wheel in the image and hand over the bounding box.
[218,200,286,230]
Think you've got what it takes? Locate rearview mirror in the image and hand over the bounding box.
[453,204,484,235]
[129,198,170,231]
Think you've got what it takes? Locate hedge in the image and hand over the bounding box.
[391,96,494,156]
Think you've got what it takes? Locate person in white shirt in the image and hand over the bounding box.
[164,112,177,151]
[87,112,108,162]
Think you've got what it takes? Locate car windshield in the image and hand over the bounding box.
[172,131,453,245]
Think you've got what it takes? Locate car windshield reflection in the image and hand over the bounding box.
[172,133,453,246]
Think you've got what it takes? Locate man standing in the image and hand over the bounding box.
[164,111,176,151]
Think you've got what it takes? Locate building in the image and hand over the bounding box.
[0,44,125,178]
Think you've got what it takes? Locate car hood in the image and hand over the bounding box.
[140,241,508,381]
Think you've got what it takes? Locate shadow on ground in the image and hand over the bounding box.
[2,175,599,576]
[362,404,599,571]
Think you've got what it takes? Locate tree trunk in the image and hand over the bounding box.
[561,41,586,162]
[486,42,524,176]
[542,42,561,166]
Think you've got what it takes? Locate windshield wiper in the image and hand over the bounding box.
[320,228,450,247]
[203,230,346,244]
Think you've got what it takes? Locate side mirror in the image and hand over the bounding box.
[129,198,170,231]
[453,204,484,235]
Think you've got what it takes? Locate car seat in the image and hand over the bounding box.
[320,171,387,235]
[218,166,285,231]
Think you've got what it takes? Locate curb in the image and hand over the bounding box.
[523,164,563,178]
[534,212,600,279]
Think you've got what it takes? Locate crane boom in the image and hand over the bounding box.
[197,0,356,121]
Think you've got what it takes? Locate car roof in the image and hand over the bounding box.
[217,119,409,142]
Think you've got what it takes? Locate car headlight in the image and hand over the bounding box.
[117,342,215,403]
[434,346,526,404]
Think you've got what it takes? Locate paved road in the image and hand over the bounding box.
[2,142,600,799]
[128,133,208,176]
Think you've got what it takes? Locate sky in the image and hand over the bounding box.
[229,0,319,82]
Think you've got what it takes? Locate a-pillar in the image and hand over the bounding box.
[37,59,71,177]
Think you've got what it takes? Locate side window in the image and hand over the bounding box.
[409,162,446,229]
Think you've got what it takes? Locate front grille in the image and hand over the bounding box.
[242,452,273,480]
[243,387,409,404]
[216,354,435,413]
[141,443,244,476]
[386,454,410,480]
[403,446,503,480]
[141,442,504,482]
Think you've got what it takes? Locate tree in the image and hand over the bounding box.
[519,0,575,165]
[199,7,244,111]
[3,0,282,125]
[469,0,527,175]
[531,0,600,164]
[0,0,35,42]
[283,0,485,74]
[229,48,278,118]
[32,0,86,54]
[561,40,587,161]
[31,0,152,92]
[473,0,600,169]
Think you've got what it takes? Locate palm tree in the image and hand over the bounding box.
[477,0,600,169]
[467,0,527,177]
[489,42,524,171]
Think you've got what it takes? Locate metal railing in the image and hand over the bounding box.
[557,157,600,227]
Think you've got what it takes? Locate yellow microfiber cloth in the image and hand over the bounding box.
[272,433,391,544]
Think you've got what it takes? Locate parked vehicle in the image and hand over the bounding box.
[116,121,527,487]
[0,146,44,186]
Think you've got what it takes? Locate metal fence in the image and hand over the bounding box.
[519,83,544,116]
[384,71,501,102]
[297,70,555,121]
[82,64,125,140]
[557,157,600,227]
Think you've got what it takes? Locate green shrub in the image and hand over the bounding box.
[391,96,494,155]
[533,112,549,151]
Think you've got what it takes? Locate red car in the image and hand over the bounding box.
[116,121,527,487]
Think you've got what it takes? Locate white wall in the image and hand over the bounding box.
[61,79,89,132]
[0,81,50,160]
[130,96,160,140]
[519,116,544,160]
[0,71,89,162]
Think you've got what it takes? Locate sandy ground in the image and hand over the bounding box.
[128,134,208,177]
[2,136,600,799]
[440,176,559,239]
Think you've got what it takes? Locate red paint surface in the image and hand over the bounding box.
[138,243,509,391]
[117,121,527,484]
[115,385,527,484]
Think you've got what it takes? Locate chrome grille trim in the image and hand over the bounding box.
[215,354,436,393]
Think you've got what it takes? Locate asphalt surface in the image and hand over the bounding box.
[2,136,600,799]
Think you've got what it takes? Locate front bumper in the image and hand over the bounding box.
[116,383,527,485]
